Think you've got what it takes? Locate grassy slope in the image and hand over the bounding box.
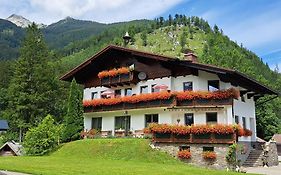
[132,26,205,58]
[59,25,206,75]
[0,139,242,175]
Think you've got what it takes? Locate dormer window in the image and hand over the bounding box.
[208,80,219,91]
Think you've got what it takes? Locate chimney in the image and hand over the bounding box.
[183,52,198,62]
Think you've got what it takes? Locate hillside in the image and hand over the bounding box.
[0,19,24,60]
[0,139,240,175]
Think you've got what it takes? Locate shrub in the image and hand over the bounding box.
[177,150,192,159]
[23,115,62,155]
[202,151,216,160]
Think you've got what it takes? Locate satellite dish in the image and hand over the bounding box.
[138,72,147,80]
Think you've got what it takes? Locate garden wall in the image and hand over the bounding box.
[151,142,231,170]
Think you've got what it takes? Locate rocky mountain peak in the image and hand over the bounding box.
[6,14,46,28]
[6,14,32,28]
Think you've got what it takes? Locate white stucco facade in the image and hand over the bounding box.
[83,69,257,142]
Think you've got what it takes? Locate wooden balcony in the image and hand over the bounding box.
[152,133,236,144]
[177,98,233,106]
[100,72,138,87]
[83,90,236,113]
[84,98,175,112]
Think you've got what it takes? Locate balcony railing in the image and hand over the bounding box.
[84,98,175,112]
[100,72,138,87]
[152,133,236,144]
[83,89,238,112]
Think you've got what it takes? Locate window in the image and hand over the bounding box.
[140,85,148,94]
[242,117,246,129]
[92,117,102,131]
[241,96,245,102]
[184,113,194,126]
[206,112,217,124]
[235,115,239,124]
[151,84,159,93]
[115,116,130,130]
[125,88,132,96]
[145,114,159,127]
[179,145,190,151]
[208,80,219,91]
[183,82,193,91]
[203,146,214,152]
[91,92,98,99]
[100,91,107,99]
[115,89,121,98]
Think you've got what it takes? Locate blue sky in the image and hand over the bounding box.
[0,0,280,69]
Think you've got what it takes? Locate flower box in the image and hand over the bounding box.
[111,76,120,83]
[178,100,193,106]
[214,133,233,140]
[120,73,130,80]
[196,99,210,105]
[153,133,172,142]
[101,77,110,84]
[155,133,171,139]
[161,98,174,105]
[149,100,161,106]
[213,98,231,105]
[193,133,211,140]
[174,134,190,143]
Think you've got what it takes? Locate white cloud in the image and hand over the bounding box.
[4,0,183,24]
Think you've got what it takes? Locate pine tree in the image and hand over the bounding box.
[180,28,188,52]
[7,23,57,136]
[62,79,83,142]
[140,30,148,46]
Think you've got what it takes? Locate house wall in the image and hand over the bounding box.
[83,69,257,142]
[84,107,230,134]
[83,70,233,100]
[234,95,256,142]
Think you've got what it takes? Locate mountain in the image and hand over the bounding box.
[6,14,32,28]
[0,15,152,60]
[43,17,107,49]
[262,50,281,71]
[0,19,25,60]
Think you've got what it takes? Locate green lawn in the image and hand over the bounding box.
[0,139,243,175]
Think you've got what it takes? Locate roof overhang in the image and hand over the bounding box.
[60,45,279,96]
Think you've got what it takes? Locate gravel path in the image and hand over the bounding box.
[0,171,31,175]
[245,164,281,175]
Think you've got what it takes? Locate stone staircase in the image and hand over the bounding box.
[242,149,264,167]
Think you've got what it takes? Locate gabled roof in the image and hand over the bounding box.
[0,120,9,130]
[60,45,279,96]
[0,141,22,156]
